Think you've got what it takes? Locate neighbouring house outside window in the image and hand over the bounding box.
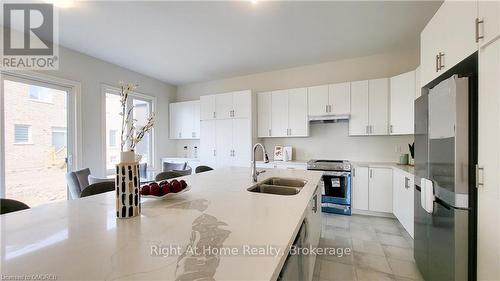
[14,124,31,144]
[29,86,53,103]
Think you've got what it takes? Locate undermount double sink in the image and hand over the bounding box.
[248,177,307,196]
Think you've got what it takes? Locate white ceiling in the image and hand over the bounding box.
[55,1,441,85]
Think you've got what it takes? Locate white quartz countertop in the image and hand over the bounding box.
[1,167,322,281]
[351,161,415,176]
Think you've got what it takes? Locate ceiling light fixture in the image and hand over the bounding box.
[43,0,75,8]
[251,0,258,5]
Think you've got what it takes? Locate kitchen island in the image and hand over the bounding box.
[1,167,323,281]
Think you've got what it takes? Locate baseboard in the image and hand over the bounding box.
[351,209,395,218]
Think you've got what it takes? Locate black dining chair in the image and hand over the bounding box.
[80,182,115,198]
[155,171,183,181]
[1,199,30,215]
[195,165,214,174]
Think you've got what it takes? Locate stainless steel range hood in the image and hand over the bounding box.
[308,114,350,123]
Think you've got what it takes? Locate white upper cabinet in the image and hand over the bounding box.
[478,0,500,47]
[349,79,389,136]
[169,100,200,139]
[271,90,289,137]
[368,78,389,135]
[200,95,216,120]
[288,88,309,137]
[258,87,309,138]
[308,85,329,116]
[257,92,272,137]
[232,90,251,118]
[421,0,478,86]
[329,82,351,115]
[390,70,416,135]
[349,80,370,136]
[216,92,233,119]
[308,83,350,116]
[415,66,421,100]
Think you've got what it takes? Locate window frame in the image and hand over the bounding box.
[101,84,156,175]
[13,124,32,144]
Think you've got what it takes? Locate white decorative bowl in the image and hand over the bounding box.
[141,185,191,200]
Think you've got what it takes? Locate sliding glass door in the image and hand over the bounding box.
[1,74,75,207]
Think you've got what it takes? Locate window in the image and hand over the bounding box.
[51,127,67,151]
[29,86,53,103]
[104,87,154,173]
[109,130,117,148]
[14,125,31,144]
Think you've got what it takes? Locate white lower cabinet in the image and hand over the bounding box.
[392,169,414,237]
[368,167,393,213]
[352,166,393,213]
[305,185,322,281]
[352,166,369,211]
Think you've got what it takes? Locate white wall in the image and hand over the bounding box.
[175,49,418,162]
[43,47,176,176]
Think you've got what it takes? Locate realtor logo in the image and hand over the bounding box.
[1,3,59,69]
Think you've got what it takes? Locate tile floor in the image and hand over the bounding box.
[313,212,424,281]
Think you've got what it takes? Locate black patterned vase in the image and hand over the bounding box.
[115,162,141,218]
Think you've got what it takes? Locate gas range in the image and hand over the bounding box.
[307,159,351,172]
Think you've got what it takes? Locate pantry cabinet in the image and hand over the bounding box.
[260,88,309,138]
[199,90,254,168]
[390,70,416,135]
[478,0,500,47]
[349,79,389,136]
[477,37,500,280]
[200,118,252,168]
[169,100,200,139]
[200,95,216,120]
[420,1,478,86]
[393,169,414,237]
[307,82,350,116]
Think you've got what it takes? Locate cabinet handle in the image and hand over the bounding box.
[289,128,292,136]
[366,125,369,134]
[369,169,373,178]
[312,194,318,213]
[352,168,355,177]
[390,125,393,134]
[268,129,271,136]
[476,164,484,189]
[436,54,440,72]
[329,105,332,113]
[475,18,484,43]
[213,149,216,157]
[439,52,445,70]
[213,111,216,119]
[404,177,410,189]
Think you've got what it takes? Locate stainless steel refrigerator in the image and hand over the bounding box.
[414,55,477,281]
